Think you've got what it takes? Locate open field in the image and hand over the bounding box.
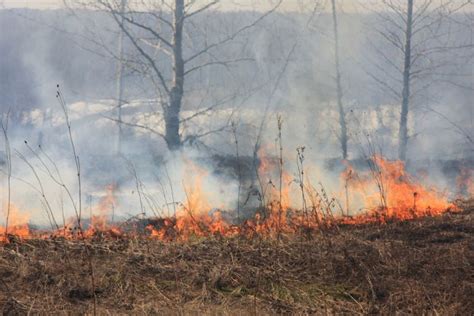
[0,202,472,315]
[0,1,472,315]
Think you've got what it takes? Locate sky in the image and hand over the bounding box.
[0,0,373,12]
[0,0,471,15]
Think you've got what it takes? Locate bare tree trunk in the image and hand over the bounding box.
[96,0,281,151]
[399,0,413,161]
[115,0,126,155]
[331,0,348,160]
[165,0,185,150]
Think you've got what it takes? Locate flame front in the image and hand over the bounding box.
[0,155,464,243]
[341,156,456,224]
[147,162,232,241]
[0,204,30,242]
[84,184,120,237]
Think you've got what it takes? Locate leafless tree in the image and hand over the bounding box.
[366,0,472,161]
[68,0,282,151]
[330,0,348,160]
[115,0,126,154]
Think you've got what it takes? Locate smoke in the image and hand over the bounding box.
[0,5,472,227]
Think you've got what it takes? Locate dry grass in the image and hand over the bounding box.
[0,206,472,315]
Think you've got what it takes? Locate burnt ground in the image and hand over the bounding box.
[0,203,472,315]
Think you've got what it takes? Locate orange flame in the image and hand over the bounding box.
[146,161,234,241]
[256,146,293,232]
[84,184,120,238]
[342,156,456,223]
[0,204,30,242]
[1,155,462,243]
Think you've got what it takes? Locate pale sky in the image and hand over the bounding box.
[0,0,371,12]
[0,0,471,13]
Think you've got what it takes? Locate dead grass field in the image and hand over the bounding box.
[0,203,472,315]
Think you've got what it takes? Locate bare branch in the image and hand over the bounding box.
[185,1,219,19]
[184,57,253,75]
[115,10,173,48]
[112,12,170,94]
[102,115,165,139]
[184,0,283,64]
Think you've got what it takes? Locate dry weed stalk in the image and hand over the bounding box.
[231,121,242,222]
[56,85,97,315]
[296,146,308,225]
[277,114,283,240]
[1,112,11,240]
[15,150,58,230]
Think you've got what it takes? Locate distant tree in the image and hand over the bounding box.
[114,0,126,154]
[69,0,282,151]
[330,0,348,160]
[367,0,472,161]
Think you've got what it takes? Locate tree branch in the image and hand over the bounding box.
[184,0,282,64]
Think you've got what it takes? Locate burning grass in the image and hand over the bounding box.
[0,155,467,245]
[0,134,472,314]
[0,205,472,314]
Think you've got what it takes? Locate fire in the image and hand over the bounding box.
[0,155,462,243]
[342,156,456,223]
[70,156,463,240]
[255,146,294,234]
[47,184,121,240]
[84,184,119,237]
[0,204,31,242]
[147,161,232,241]
[257,146,292,208]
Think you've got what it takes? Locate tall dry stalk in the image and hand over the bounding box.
[56,85,83,227]
[347,109,386,212]
[36,144,80,223]
[231,121,242,222]
[1,112,11,239]
[16,150,58,230]
[296,146,308,224]
[364,137,388,212]
[56,85,97,315]
[124,158,146,216]
[277,115,283,240]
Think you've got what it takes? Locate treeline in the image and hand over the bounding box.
[1,8,470,112]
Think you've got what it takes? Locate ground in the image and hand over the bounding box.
[0,203,472,315]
